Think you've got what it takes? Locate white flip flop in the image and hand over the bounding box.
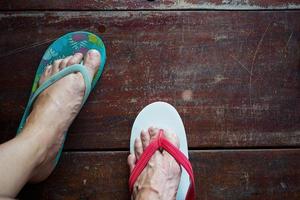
[129,101,195,200]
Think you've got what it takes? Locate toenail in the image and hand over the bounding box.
[74,52,83,57]
[88,49,100,57]
[141,131,146,138]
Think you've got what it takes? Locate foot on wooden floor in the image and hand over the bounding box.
[20,50,101,183]
[128,127,181,200]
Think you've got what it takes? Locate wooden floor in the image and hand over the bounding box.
[0,1,300,200]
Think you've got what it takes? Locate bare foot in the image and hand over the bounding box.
[128,127,181,200]
[19,49,101,182]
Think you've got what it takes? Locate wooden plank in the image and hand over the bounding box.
[0,0,300,10]
[0,0,300,11]
[0,11,299,149]
[1,0,177,10]
[19,150,300,200]
[182,0,300,9]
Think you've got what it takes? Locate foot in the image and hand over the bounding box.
[127,127,181,200]
[19,49,101,182]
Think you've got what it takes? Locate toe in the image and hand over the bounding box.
[59,55,73,69]
[46,65,53,73]
[127,154,136,173]
[52,59,63,73]
[134,137,143,160]
[39,65,52,85]
[141,130,150,149]
[83,49,101,79]
[148,127,159,142]
[67,53,83,66]
[162,131,181,173]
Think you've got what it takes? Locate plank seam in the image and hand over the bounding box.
[1,8,300,12]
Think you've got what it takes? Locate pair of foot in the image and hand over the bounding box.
[19,50,181,199]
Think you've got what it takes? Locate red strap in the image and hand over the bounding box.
[129,129,195,200]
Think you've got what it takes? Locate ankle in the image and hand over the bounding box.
[17,129,48,166]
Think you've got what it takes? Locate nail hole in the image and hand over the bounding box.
[98,25,106,33]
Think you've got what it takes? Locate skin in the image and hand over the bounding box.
[0,50,100,199]
[127,127,181,200]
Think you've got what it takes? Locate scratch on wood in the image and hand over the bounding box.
[0,38,55,59]
[242,171,250,190]
[230,54,252,75]
[0,26,92,59]
[181,17,185,42]
[249,22,272,107]
[285,32,293,49]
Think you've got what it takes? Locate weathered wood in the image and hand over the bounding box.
[0,11,299,149]
[19,150,300,200]
[1,0,300,10]
[182,0,300,9]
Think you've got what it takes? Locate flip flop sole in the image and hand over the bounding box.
[130,101,189,200]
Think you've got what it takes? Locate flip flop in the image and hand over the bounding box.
[129,102,195,200]
[16,31,106,163]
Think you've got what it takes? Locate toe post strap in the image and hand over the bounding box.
[34,64,92,103]
[129,129,195,200]
[17,64,92,133]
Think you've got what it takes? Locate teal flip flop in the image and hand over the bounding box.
[16,31,106,163]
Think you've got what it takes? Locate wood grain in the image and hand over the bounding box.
[0,11,299,149]
[19,150,300,200]
[1,0,300,10]
[183,0,300,9]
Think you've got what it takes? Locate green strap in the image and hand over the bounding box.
[17,64,92,133]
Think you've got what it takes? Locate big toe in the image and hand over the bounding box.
[83,49,101,79]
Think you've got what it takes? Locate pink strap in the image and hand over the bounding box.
[129,129,195,200]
